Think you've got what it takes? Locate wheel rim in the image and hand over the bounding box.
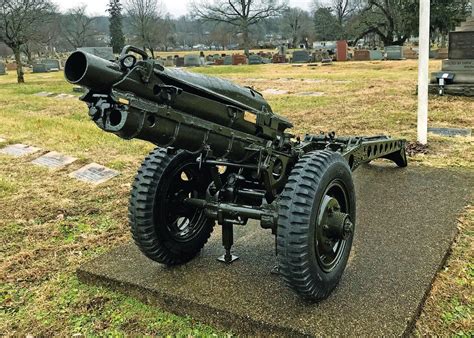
[314,179,353,273]
[158,160,209,242]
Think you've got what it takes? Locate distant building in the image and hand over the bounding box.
[313,41,337,51]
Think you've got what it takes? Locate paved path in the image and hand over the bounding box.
[78,165,472,336]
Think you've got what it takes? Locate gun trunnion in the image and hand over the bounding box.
[65,46,407,301]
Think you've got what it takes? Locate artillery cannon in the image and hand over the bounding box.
[65,46,407,301]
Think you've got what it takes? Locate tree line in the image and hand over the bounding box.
[1,0,472,83]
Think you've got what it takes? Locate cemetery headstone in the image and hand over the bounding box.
[354,50,370,61]
[55,93,76,99]
[0,144,41,157]
[436,48,449,59]
[369,50,384,60]
[232,54,247,65]
[262,88,288,95]
[292,50,310,63]
[223,55,233,65]
[272,54,286,63]
[32,63,49,73]
[248,55,263,65]
[35,91,55,97]
[448,31,474,59]
[403,47,418,59]
[430,6,474,96]
[6,62,17,71]
[428,127,472,137]
[0,62,6,75]
[175,57,185,67]
[336,40,348,61]
[31,151,77,169]
[42,59,61,71]
[78,47,115,61]
[184,54,200,67]
[69,163,119,185]
[321,58,333,65]
[385,45,404,60]
[164,58,174,67]
[297,91,324,96]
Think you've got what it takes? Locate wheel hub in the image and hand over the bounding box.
[321,197,352,240]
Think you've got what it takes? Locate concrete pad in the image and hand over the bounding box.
[31,151,77,169]
[0,144,41,157]
[77,165,472,336]
[69,163,119,185]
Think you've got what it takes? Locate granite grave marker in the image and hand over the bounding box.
[32,151,77,169]
[184,54,200,67]
[292,50,311,63]
[430,2,474,96]
[248,55,263,65]
[448,31,474,59]
[385,46,404,60]
[70,163,119,185]
[42,59,61,71]
[32,63,49,73]
[0,144,41,157]
[336,40,348,61]
[369,50,384,60]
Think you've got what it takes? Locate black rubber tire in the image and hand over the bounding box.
[277,150,356,301]
[129,148,214,266]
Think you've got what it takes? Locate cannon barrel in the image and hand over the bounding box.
[65,51,121,88]
[64,49,292,162]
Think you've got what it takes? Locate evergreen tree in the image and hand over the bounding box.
[314,7,342,41]
[107,0,125,53]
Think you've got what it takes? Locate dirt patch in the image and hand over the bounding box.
[406,142,429,156]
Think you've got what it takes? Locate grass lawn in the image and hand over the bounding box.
[1,60,473,335]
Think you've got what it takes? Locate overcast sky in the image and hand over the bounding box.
[52,0,315,17]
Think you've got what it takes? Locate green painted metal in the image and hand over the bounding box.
[64,46,407,197]
[64,45,408,301]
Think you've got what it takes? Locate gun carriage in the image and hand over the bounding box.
[65,46,407,301]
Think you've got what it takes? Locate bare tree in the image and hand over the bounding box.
[158,14,175,52]
[62,6,96,49]
[210,23,233,50]
[283,7,311,47]
[125,0,163,58]
[191,0,287,56]
[332,0,355,25]
[0,0,56,83]
[22,13,61,62]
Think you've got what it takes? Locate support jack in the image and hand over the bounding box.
[217,222,239,263]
